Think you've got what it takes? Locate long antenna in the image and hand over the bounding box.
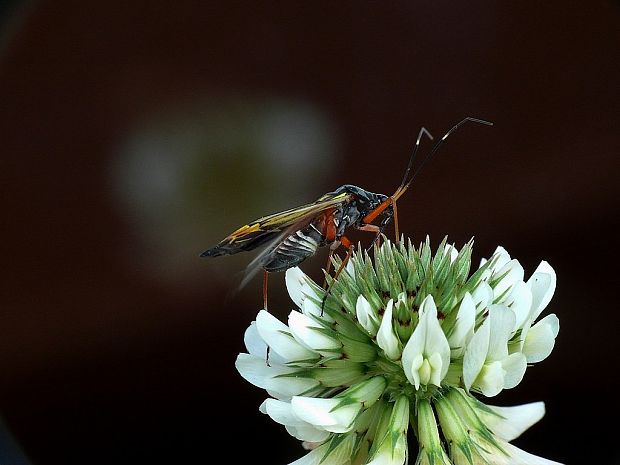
[392,117,493,201]
[361,117,493,230]
[399,127,434,188]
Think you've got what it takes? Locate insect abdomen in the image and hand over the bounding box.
[262,226,323,272]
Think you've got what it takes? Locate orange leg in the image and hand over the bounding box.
[323,246,336,289]
[319,208,339,289]
[332,236,354,282]
[393,200,400,243]
[362,197,393,225]
[321,236,354,315]
[357,223,383,250]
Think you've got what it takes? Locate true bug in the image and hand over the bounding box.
[201,117,492,308]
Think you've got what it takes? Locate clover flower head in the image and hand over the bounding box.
[236,237,562,465]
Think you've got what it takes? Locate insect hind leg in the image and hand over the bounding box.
[322,241,342,289]
[263,270,269,310]
[321,237,354,315]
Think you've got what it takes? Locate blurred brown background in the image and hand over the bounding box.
[1,1,618,464]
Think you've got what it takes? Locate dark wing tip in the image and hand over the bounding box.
[200,248,220,258]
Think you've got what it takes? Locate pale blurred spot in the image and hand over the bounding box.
[109,95,339,291]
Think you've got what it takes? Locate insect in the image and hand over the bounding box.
[201,117,492,308]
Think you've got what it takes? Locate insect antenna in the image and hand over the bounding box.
[398,127,434,190]
[360,126,433,231]
[392,117,493,202]
[362,117,493,242]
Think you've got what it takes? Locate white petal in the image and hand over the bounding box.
[291,397,361,433]
[301,298,335,323]
[402,313,428,387]
[235,353,286,389]
[428,352,445,387]
[448,292,475,357]
[287,443,327,465]
[345,258,355,277]
[501,441,564,465]
[410,354,424,389]
[286,267,308,308]
[523,314,559,363]
[244,321,267,357]
[285,424,330,443]
[256,310,318,363]
[480,246,511,279]
[377,300,401,360]
[291,397,340,426]
[527,261,557,321]
[471,281,494,310]
[402,295,450,388]
[463,318,491,391]
[420,297,451,381]
[487,305,515,362]
[491,246,512,269]
[493,259,525,301]
[235,353,281,389]
[302,298,320,317]
[507,281,533,332]
[266,388,293,401]
[356,294,379,336]
[235,354,319,396]
[286,267,320,309]
[484,401,546,441]
[261,398,306,427]
[501,352,527,389]
[444,243,459,263]
[475,360,505,397]
[288,311,341,355]
[267,377,321,398]
[395,291,408,311]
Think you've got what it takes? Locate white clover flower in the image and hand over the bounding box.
[401,295,451,389]
[463,304,527,397]
[235,238,562,465]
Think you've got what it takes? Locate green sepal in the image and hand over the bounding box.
[340,335,377,362]
[318,433,355,465]
[308,360,366,387]
[326,308,371,343]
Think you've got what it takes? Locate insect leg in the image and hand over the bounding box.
[322,241,341,289]
[263,270,271,363]
[354,223,385,251]
[321,236,354,315]
[263,270,269,310]
[333,236,354,281]
[393,200,400,243]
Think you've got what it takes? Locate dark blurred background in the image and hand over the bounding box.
[1,1,618,464]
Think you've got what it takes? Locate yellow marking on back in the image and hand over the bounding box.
[229,223,262,241]
[221,191,353,244]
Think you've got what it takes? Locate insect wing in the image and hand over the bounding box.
[201,191,352,257]
[255,191,350,228]
[238,204,337,289]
